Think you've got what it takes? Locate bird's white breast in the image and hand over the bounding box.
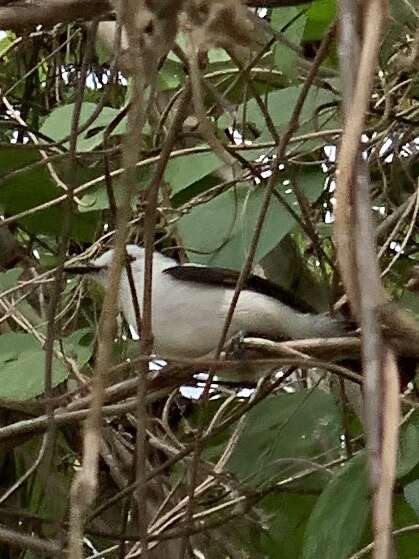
[119,268,233,358]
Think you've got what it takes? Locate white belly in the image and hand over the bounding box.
[118,268,318,359]
[121,274,234,358]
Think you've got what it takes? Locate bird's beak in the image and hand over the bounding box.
[64,264,100,275]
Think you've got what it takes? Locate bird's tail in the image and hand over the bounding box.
[302,313,352,339]
[274,309,352,340]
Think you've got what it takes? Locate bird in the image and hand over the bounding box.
[66,245,347,362]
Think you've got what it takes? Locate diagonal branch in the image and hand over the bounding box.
[334,2,401,559]
[0,0,315,31]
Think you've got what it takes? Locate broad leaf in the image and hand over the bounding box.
[304,0,336,42]
[227,389,342,487]
[165,152,222,194]
[302,453,369,559]
[404,480,419,519]
[0,147,101,240]
[272,8,307,82]
[62,328,93,367]
[219,85,338,135]
[40,102,127,151]
[14,433,73,537]
[393,494,419,558]
[397,410,419,478]
[0,267,23,291]
[178,168,326,268]
[260,493,319,559]
[0,333,67,400]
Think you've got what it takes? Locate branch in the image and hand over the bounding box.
[0,0,112,29]
[335,3,401,559]
[0,0,315,31]
[0,524,61,557]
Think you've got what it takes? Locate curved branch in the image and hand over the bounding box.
[0,0,314,31]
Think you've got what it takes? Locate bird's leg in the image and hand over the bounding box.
[222,330,247,360]
[220,331,268,382]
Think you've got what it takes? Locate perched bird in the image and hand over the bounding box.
[66,245,346,360]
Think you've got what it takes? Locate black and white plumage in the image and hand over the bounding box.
[67,245,345,359]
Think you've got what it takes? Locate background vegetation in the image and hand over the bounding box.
[0,0,418,558]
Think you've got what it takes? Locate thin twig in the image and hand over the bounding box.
[67,3,148,556]
[0,524,62,557]
[0,130,342,230]
[177,24,336,557]
[349,524,419,559]
[335,3,401,559]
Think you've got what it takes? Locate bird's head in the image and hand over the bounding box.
[65,245,145,288]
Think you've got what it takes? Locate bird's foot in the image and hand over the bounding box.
[223,331,247,360]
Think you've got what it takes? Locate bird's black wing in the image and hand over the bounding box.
[163,265,316,315]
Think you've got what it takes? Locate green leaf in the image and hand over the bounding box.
[272,8,307,82]
[171,172,221,208]
[302,453,369,559]
[165,152,222,194]
[62,328,93,367]
[393,494,419,558]
[0,269,47,333]
[177,168,325,269]
[0,267,22,291]
[404,480,419,518]
[0,31,15,58]
[157,59,184,90]
[78,186,113,212]
[0,147,100,240]
[398,411,419,478]
[40,102,127,151]
[304,0,336,42]
[380,1,415,64]
[219,85,338,135]
[0,333,67,400]
[78,163,153,212]
[0,147,55,212]
[169,32,230,64]
[227,389,342,487]
[78,181,135,212]
[14,433,73,536]
[260,493,319,559]
[399,292,419,319]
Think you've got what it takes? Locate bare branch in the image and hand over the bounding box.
[335,2,402,559]
[0,0,315,31]
[0,524,62,557]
